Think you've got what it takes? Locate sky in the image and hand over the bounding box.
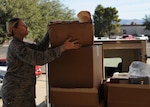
[60,0,150,20]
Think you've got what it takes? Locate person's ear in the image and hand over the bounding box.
[12,27,17,33]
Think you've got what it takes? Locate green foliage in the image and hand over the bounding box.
[0,0,76,43]
[93,4,121,37]
[143,14,150,30]
[0,0,11,41]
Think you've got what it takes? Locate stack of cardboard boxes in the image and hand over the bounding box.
[48,21,104,107]
[47,21,150,107]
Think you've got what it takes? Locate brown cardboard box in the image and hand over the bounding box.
[49,45,103,88]
[54,105,101,107]
[49,21,94,47]
[53,105,101,107]
[107,83,150,107]
[50,87,104,107]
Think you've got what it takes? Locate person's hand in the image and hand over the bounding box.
[60,37,81,52]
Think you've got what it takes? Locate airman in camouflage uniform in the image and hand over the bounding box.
[1,18,81,107]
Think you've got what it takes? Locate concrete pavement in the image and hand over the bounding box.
[36,74,47,106]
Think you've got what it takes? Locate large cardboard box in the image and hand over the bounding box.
[49,45,103,88]
[107,83,150,107]
[50,87,104,107]
[49,21,94,47]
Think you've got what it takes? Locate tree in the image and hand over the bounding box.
[0,0,76,43]
[0,0,13,43]
[130,22,137,25]
[93,4,121,38]
[36,0,76,42]
[93,5,105,37]
[0,0,43,43]
[143,14,150,30]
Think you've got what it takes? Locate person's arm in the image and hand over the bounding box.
[13,37,81,66]
[11,39,60,66]
[25,30,50,51]
[36,31,50,51]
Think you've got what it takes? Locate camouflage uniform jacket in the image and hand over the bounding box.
[1,32,61,101]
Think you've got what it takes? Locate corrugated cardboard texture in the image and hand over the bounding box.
[107,83,150,107]
[49,45,103,88]
[54,105,101,107]
[50,88,102,107]
[49,21,94,47]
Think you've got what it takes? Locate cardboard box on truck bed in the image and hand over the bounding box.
[107,83,150,107]
[49,21,94,47]
[50,87,104,107]
[49,45,103,88]
[48,21,103,107]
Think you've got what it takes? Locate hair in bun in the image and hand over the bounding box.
[6,18,21,37]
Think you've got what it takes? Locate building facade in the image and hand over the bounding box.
[120,25,150,36]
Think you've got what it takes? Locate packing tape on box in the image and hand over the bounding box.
[96,45,99,56]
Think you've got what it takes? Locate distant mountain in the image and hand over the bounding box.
[120,19,144,25]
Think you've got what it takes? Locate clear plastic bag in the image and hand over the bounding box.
[128,61,150,77]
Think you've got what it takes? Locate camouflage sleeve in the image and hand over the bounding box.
[12,40,61,66]
[36,31,50,51]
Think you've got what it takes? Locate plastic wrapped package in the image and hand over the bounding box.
[128,61,150,77]
[128,61,150,84]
